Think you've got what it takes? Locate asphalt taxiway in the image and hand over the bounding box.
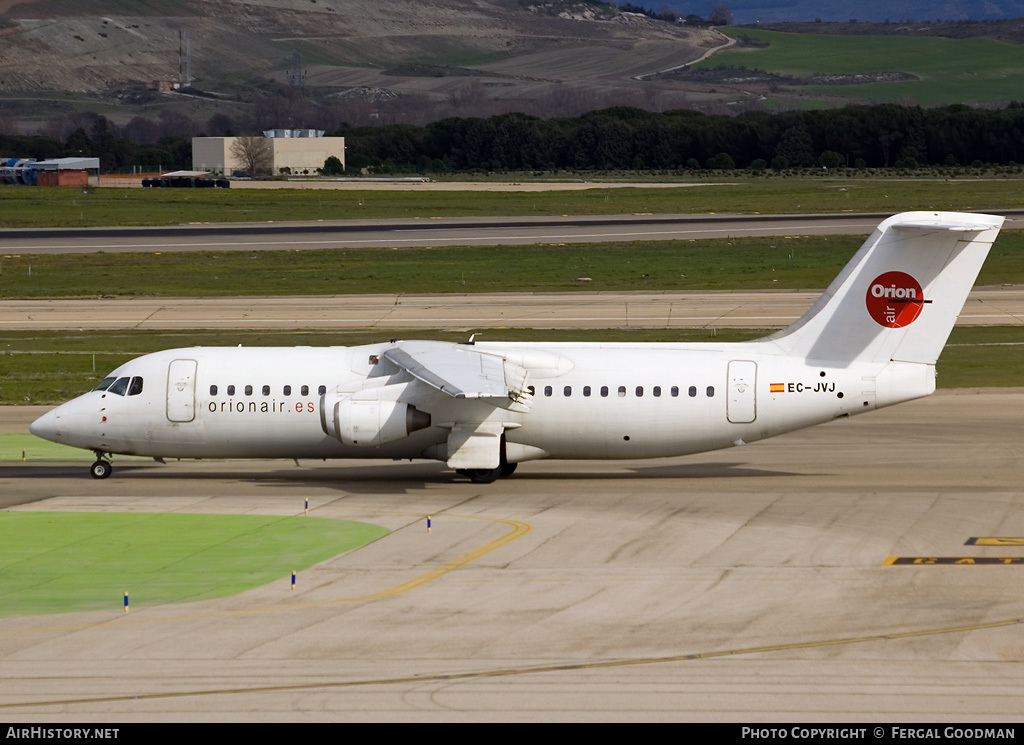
[3,288,1024,331]
[2,390,1023,721]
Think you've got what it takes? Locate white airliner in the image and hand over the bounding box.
[30,211,1002,483]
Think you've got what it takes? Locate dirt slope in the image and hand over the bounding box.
[0,0,711,94]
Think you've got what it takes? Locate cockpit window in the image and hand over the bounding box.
[93,377,117,391]
[128,377,144,396]
[107,377,130,396]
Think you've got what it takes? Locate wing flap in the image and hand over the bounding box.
[382,341,532,410]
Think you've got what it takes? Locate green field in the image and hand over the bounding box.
[2,236,864,297]
[707,29,1024,105]
[3,230,1024,298]
[0,512,389,616]
[2,178,1024,227]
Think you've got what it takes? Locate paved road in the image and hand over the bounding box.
[5,212,1022,254]
[1,390,1023,720]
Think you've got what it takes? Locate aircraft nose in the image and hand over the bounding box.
[29,408,58,443]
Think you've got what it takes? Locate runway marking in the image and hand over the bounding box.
[882,556,1024,565]
[0,512,530,635]
[966,537,1024,545]
[350,513,531,601]
[5,613,1024,710]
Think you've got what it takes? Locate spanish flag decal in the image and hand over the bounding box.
[770,383,785,393]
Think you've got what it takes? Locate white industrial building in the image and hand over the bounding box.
[192,130,345,175]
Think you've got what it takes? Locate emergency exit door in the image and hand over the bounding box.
[166,359,197,423]
[727,360,757,423]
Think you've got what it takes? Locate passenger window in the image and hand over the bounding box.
[583,386,591,397]
[564,386,572,397]
[653,386,661,397]
[601,386,609,397]
[283,385,291,396]
[93,377,116,391]
[128,377,144,396]
[671,386,679,397]
[544,386,553,397]
[527,385,535,396]
[210,385,218,395]
[318,385,326,395]
[244,385,253,396]
[107,377,130,396]
[688,386,697,397]
[227,385,235,396]
[617,386,626,397]
[707,386,715,397]
[635,386,643,397]
[262,385,270,396]
[301,385,309,396]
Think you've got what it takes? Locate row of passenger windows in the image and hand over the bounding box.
[92,376,712,402]
[534,385,715,398]
[94,376,144,396]
[209,384,327,397]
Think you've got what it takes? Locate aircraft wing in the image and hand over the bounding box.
[382,341,532,411]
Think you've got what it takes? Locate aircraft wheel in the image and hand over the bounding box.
[463,467,501,484]
[90,460,112,479]
[498,462,518,478]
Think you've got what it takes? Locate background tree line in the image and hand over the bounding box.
[6,102,1024,174]
[0,113,192,173]
[336,103,1024,172]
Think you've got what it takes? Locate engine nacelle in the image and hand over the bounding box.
[332,398,431,447]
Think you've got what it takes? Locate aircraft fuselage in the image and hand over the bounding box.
[31,342,914,462]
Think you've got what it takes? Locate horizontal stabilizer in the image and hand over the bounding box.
[892,220,1002,233]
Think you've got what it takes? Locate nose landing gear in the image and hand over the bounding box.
[90,452,112,479]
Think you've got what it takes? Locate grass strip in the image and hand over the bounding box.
[2,178,1024,228]
[0,512,389,616]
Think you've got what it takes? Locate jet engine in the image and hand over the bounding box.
[324,397,431,447]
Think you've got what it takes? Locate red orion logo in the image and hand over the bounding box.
[865,271,928,328]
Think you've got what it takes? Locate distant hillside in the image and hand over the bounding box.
[0,0,719,121]
[5,0,1023,140]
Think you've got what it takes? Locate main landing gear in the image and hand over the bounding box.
[90,452,112,479]
[458,462,517,484]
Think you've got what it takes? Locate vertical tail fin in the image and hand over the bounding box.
[761,211,1003,366]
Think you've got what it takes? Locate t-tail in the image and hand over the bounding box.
[759,211,1004,407]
